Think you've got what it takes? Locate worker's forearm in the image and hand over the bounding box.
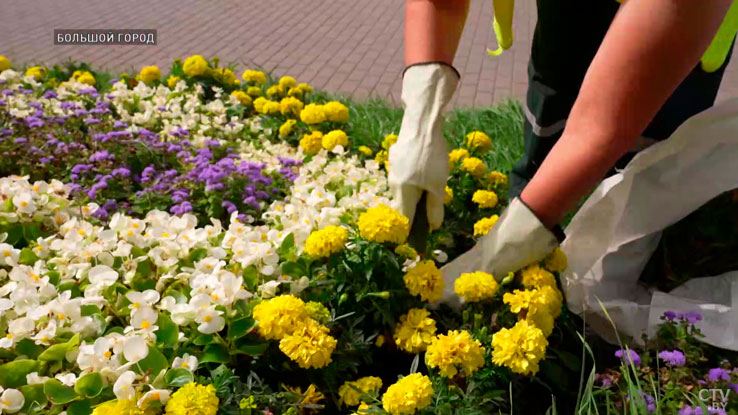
[405,0,471,66]
[521,0,731,228]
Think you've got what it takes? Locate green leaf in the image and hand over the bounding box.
[67,399,93,415]
[187,248,209,264]
[201,343,230,364]
[278,233,295,258]
[15,338,43,359]
[164,368,194,387]
[46,271,60,285]
[74,372,103,398]
[227,317,256,341]
[19,384,47,412]
[242,266,259,291]
[135,345,169,378]
[38,333,80,361]
[0,359,39,388]
[18,247,39,265]
[22,223,41,243]
[80,305,101,317]
[155,314,179,348]
[44,379,78,405]
[280,261,305,278]
[234,337,270,356]
[193,334,214,346]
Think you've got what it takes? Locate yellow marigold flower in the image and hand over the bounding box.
[466,131,492,153]
[0,56,10,72]
[305,301,331,324]
[287,87,303,98]
[25,66,45,80]
[279,96,304,117]
[339,376,383,406]
[300,131,323,155]
[167,76,181,88]
[375,334,385,347]
[503,286,563,318]
[305,225,348,258]
[279,318,337,369]
[358,146,373,156]
[300,103,327,124]
[242,69,267,84]
[448,148,469,166]
[393,308,437,353]
[473,215,499,236]
[323,101,350,122]
[544,247,568,273]
[298,83,313,93]
[394,244,418,259]
[253,295,309,340]
[279,119,297,137]
[231,90,253,106]
[520,265,556,289]
[353,402,371,415]
[381,134,398,150]
[374,150,389,168]
[214,67,237,85]
[358,204,409,244]
[382,373,433,415]
[322,130,349,151]
[286,384,325,407]
[526,309,554,337]
[491,320,548,375]
[266,84,284,98]
[488,171,509,188]
[77,72,96,86]
[472,190,498,209]
[444,186,454,205]
[253,97,267,113]
[403,260,444,303]
[278,76,297,89]
[254,98,279,115]
[137,66,161,84]
[454,271,498,302]
[246,86,262,97]
[461,157,487,178]
[92,399,155,415]
[425,330,486,378]
[165,383,218,415]
[182,55,209,77]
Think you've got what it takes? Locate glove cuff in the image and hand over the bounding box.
[402,61,461,80]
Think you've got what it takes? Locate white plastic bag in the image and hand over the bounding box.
[561,99,738,350]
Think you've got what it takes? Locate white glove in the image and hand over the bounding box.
[388,63,460,230]
[439,198,561,308]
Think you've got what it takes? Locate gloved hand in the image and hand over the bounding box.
[388,63,460,232]
[439,197,562,309]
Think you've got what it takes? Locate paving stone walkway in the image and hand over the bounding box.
[0,0,736,107]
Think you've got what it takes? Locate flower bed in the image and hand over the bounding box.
[0,55,735,415]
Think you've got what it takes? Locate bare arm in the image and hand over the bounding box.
[520,0,732,228]
[405,0,471,66]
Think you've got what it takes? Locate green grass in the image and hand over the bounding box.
[313,90,525,173]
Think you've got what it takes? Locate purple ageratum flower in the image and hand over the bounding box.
[664,310,684,321]
[658,350,686,367]
[679,406,727,415]
[84,117,100,125]
[708,368,731,382]
[43,90,58,99]
[627,391,655,414]
[222,200,237,214]
[615,349,642,366]
[13,137,28,145]
[170,201,193,215]
[685,311,702,324]
[78,87,97,95]
[89,150,114,162]
[0,100,6,106]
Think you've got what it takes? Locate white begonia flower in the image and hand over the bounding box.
[259,280,281,299]
[26,372,50,385]
[0,298,12,317]
[88,265,119,287]
[172,353,198,371]
[129,306,159,335]
[55,373,78,387]
[113,370,137,401]
[123,336,149,363]
[138,388,171,407]
[290,276,310,295]
[195,257,224,274]
[126,290,161,314]
[190,294,225,334]
[0,387,24,413]
[12,192,35,215]
[433,249,449,263]
[0,244,19,267]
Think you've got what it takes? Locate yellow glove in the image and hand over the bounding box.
[487,0,515,56]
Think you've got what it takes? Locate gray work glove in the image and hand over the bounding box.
[388,63,460,232]
[439,197,561,309]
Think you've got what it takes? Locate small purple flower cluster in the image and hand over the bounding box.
[0,84,301,224]
[663,310,703,324]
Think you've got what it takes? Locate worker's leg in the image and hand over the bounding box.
[509,0,619,198]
